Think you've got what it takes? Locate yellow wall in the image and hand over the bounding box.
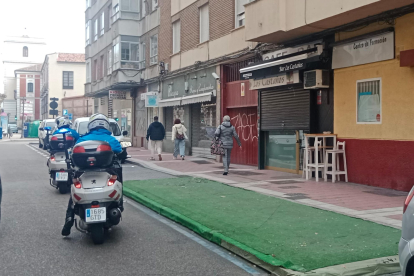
[334,13,414,141]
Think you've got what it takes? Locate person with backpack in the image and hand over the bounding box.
[172,119,187,160]
[215,115,242,175]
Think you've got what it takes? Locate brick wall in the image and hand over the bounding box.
[180,2,199,52]
[210,0,235,41]
[159,0,172,66]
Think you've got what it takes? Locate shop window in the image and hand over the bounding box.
[357,78,381,124]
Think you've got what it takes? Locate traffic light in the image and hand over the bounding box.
[114,117,119,122]
[14,115,17,120]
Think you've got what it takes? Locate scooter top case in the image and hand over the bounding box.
[49,133,75,151]
[72,140,114,169]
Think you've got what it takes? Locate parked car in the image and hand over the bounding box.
[8,123,18,133]
[399,187,414,276]
[72,117,130,162]
[38,119,56,148]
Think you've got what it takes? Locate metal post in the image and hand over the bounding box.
[86,98,89,116]
[20,97,25,139]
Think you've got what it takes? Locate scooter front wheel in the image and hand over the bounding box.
[90,224,105,244]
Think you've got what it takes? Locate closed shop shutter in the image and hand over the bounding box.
[191,103,201,147]
[260,88,310,131]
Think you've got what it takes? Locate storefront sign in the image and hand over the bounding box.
[332,32,394,69]
[162,67,217,100]
[145,92,158,107]
[109,90,127,100]
[263,40,323,60]
[277,60,306,73]
[249,71,299,90]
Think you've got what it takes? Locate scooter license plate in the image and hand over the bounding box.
[85,207,106,223]
[55,172,68,181]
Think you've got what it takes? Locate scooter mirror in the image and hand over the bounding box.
[44,127,51,131]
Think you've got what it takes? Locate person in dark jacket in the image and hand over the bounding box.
[215,115,242,175]
[146,116,166,161]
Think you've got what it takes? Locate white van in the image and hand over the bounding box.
[38,119,57,148]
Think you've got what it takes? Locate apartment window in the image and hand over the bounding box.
[107,49,113,75]
[152,0,158,11]
[27,82,34,93]
[63,71,74,89]
[173,20,181,54]
[235,0,252,27]
[150,34,158,65]
[113,43,120,63]
[141,0,146,17]
[139,42,146,69]
[85,21,91,45]
[113,4,120,21]
[94,19,98,41]
[357,78,382,124]
[199,5,209,43]
[100,12,105,36]
[121,0,139,11]
[86,0,90,9]
[86,60,91,83]
[23,46,28,57]
[108,5,112,28]
[94,60,98,81]
[100,55,105,79]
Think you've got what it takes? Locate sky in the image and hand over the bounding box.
[0,0,85,94]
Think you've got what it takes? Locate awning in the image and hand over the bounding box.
[239,47,323,80]
[181,92,213,105]
[158,97,182,107]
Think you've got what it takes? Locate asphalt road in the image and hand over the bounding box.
[0,141,266,276]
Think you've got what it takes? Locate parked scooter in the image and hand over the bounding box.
[56,128,123,244]
[119,140,132,163]
[46,128,75,194]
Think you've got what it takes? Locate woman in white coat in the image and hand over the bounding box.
[172,118,187,160]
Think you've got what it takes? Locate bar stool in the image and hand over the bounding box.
[306,140,325,182]
[324,141,348,183]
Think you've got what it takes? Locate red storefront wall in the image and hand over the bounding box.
[222,80,258,166]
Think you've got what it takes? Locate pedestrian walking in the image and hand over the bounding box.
[146,116,166,161]
[172,119,187,160]
[215,115,241,175]
[7,125,12,138]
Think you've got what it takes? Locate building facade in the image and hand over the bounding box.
[134,0,257,159]
[40,53,86,119]
[14,64,43,127]
[2,35,48,123]
[84,0,160,142]
[240,0,414,190]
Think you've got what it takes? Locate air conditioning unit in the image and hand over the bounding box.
[304,70,330,89]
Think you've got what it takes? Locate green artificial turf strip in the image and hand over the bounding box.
[124,177,400,272]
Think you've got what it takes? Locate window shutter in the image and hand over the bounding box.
[173,21,181,54]
[199,5,209,43]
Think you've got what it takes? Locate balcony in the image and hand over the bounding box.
[245,0,414,43]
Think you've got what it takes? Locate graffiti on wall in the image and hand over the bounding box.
[231,113,258,142]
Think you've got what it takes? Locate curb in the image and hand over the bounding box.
[124,186,401,276]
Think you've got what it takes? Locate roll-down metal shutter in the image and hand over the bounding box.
[260,88,310,131]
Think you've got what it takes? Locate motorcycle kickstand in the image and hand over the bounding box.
[74,219,88,234]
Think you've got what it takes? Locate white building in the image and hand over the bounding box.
[1,35,48,123]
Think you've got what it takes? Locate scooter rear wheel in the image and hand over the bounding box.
[90,224,105,244]
[58,184,70,194]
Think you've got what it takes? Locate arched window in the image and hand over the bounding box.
[23,46,28,57]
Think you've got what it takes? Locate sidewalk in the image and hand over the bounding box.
[127,147,406,229]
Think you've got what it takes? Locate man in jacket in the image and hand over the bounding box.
[61,113,122,237]
[53,117,80,142]
[146,116,165,161]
